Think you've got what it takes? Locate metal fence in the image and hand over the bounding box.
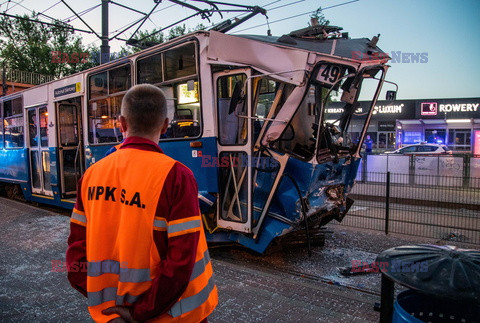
[337,172,480,245]
[357,154,480,189]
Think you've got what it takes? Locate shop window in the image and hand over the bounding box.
[448,129,471,151]
[403,131,422,144]
[425,129,446,144]
[4,97,24,148]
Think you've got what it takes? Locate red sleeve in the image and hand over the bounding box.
[66,177,88,297]
[131,162,201,321]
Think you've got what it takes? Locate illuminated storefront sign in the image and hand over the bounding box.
[421,102,437,116]
[420,101,480,116]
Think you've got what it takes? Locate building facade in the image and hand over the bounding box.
[329,97,480,154]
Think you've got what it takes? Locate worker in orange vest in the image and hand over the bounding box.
[66,84,218,322]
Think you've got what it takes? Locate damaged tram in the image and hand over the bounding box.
[0,25,392,253]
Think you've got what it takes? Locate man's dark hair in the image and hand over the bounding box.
[121,84,167,135]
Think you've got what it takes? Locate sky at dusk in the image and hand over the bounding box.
[1,0,479,100]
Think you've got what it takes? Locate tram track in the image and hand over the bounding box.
[210,249,382,298]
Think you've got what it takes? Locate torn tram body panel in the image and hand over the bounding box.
[202,26,391,253]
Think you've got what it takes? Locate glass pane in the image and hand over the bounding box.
[217,74,247,145]
[448,130,455,145]
[4,97,22,117]
[88,97,123,144]
[164,43,196,80]
[30,151,41,189]
[39,107,49,147]
[109,65,131,94]
[160,82,201,140]
[219,152,248,223]
[138,53,163,84]
[90,72,108,98]
[62,150,80,193]
[58,105,78,146]
[28,109,38,147]
[4,117,24,148]
[42,151,52,191]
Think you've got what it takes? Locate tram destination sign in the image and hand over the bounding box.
[54,83,81,98]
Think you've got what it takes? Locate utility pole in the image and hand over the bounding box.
[2,61,7,97]
[100,0,110,64]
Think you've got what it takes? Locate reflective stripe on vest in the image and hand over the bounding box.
[88,287,142,307]
[168,274,216,318]
[71,208,87,226]
[88,260,151,283]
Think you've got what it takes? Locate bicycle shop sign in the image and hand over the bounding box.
[421,101,480,116]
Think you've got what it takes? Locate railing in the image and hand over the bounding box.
[335,171,480,245]
[356,154,480,189]
[4,69,55,85]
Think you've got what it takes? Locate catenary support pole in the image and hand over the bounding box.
[100,0,110,64]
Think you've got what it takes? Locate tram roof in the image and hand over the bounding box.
[235,34,388,61]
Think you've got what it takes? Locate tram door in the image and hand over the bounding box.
[27,106,53,196]
[214,69,253,233]
[56,97,84,197]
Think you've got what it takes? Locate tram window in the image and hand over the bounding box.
[28,109,38,147]
[217,74,247,145]
[0,102,3,147]
[159,80,201,140]
[109,65,131,94]
[88,97,123,144]
[39,107,48,147]
[164,43,196,81]
[88,65,131,144]
[90,72,107,99]
[3,97,24,148]
[137,53,163,84]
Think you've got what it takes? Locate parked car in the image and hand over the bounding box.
[385,143,452,155]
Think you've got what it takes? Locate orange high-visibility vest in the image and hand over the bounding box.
[72,147,218,323]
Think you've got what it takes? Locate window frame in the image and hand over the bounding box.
[87,62,133,145]
[135,39,203,142]
[3,95,24,149]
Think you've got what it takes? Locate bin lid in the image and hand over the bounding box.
[376,244,480,302]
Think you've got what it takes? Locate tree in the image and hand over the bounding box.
[0,12,98,78]
[310,7,330,26]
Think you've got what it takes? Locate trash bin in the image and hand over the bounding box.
[376,244,480,323]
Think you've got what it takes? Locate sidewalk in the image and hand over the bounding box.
[0,197,378,322]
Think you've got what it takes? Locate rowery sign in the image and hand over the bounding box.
[421,101,480,116]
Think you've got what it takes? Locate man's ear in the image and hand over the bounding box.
[119,115,128,133]
[161,118,169,135]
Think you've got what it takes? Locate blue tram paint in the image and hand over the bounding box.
[86,137,219,193]
[0,148,29,182]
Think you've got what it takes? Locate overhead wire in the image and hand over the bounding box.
[35,0,61,18]
[63,3,101,23]
[233,0,360,33]
[3,0,23,13]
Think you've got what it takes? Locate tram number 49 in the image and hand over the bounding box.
[316,64,345,88]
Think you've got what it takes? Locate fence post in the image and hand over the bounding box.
[385,171,390,235]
